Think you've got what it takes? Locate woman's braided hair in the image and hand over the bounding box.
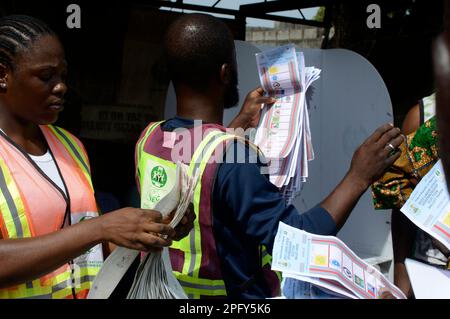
[0,15,55,70]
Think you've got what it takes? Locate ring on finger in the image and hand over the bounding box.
[159,234,168,240]
[386,143,397,156]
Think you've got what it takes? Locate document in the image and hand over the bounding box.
[405,258,450,299]
[401,160,450,250]
[272,222,406,299]
[254,44,320,204]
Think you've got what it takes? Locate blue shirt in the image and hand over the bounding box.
[161,116,337,298]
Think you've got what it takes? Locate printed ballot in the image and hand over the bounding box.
[405,258,450,299]
[401,160,450,250]
[254,44,320,205]
[88,161,197,299]
[272,222,406,299]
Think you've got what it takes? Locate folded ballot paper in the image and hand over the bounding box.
[254,44,320,205]
[272,222,406,299]
[88,162,198,299]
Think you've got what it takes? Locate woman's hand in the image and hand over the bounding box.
[100,208,175,252]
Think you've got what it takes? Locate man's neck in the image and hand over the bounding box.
[174,85,224,125]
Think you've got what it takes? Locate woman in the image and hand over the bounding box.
[372,94,450,298]
[0,15,179,299]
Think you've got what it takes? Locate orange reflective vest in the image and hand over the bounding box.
[0,125,103,299]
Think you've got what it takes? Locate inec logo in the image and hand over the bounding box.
[151,166,167,188]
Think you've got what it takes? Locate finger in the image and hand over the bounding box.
[140,209,163,222]
[376,127,401,148]
[253,87,264,96]
[384,149,402,166]
[138,232,173,248]
[255,96,276,105]
[143,223,176,238]
[366,123,395,144]
[382,135,404,157]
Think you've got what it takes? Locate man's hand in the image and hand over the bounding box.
[321,123,403,229]
[347,123,403,190]
[228,87,275,130]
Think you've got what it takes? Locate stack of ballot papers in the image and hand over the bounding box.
[88,162,197,299]
[272,222,406,299]
[254,44,320,205]
[400,159,450,251]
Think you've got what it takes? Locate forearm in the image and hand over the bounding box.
[228,113,249,130]
[0,217,104,288]
[320,171,369,230]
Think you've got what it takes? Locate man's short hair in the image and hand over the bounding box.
[164,13,235,90]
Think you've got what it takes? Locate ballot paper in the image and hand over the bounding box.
[88,162,197,299]
[400,160,450,251]
[272,222,406,299]
[254,44,320,204]
[405,258,450,299]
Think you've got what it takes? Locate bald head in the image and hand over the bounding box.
[164,13,236,93]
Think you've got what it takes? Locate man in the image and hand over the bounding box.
[136,13,403,299]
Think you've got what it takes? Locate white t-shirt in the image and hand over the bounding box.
[0,128,67,196]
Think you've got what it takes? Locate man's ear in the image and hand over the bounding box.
[220,63,232,85]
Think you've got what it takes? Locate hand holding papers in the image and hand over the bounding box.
[127,162,198,299]
[272,222,406,299]
[401,160,450,251]
[88,162,197,299]
[254,44,320,205]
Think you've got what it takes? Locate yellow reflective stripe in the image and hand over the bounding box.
[0,265,98,299]
[188,130,224,175]
[172,131,224,257]
[174,271,227,296]
[261,245,272,266]
[0,158,32,238]
[47,126,93,190]
[137,121,164,167]
[190,135,237,278]
[183,132,228,277]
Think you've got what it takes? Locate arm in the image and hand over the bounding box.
[0,207,175,288]
[216,123,403,253]
[320,123,403,229]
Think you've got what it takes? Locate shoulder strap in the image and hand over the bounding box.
[46,125,93,190]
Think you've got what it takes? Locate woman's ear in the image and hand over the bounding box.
[0,64,8,90]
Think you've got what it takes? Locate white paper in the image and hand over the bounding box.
[400,160,450,251]
[254,44,319,205]
[405,258,450,299]
[272,222,406,299]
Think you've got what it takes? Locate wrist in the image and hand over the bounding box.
[229,113,249,130]
[94,214,111,244]
[344,170,371,194]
